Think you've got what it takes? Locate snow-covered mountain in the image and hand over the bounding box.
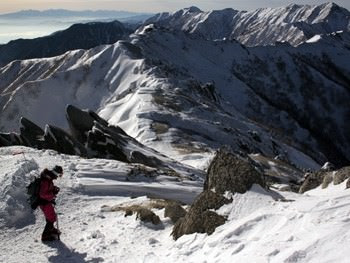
[1,25,349,168]
[1,3,350,262]
[0,20,132,67]
[144,3,350,46]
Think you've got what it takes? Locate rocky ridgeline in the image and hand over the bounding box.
[299,164,350,193]
[0,105,166,168]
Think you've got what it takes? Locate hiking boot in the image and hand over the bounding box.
[41,233,59,242]
[51,227,61,235]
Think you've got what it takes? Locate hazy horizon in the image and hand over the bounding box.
[0,0,349,14]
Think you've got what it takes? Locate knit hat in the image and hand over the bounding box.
[52,165,63,176]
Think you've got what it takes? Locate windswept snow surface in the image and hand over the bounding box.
[1,146,350,262]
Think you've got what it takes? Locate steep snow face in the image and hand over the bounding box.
[1,27,349,168]
[144,3,350,46]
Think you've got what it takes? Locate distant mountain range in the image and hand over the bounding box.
[145,3,350,46]
[0,20,132,67]
[0,2,349,170]
[0,9,153,20]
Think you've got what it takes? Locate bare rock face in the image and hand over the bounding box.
[346,178,350,189]
[300,166,350,193]
[171,190,229,240]
[205,148,265,194]
[135,208,161,225]
[299,172,326,193]
[1,105,168,168]
[333,167,350,185]
[19,117,45,148]
[43,125,87,156]
[172,148,267,240]
[164,202,187,224]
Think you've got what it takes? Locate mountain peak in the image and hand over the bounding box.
[184,6,202,13]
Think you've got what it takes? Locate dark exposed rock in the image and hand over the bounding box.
[164,202,187,224]
[1,104,169,169]
[346,178,350,189]
[299,172,327,193]
[19,117,45,148]
[86,124,128,162]
[66,105,109,143]
[0,134,12,146]
[205,148,265,194]
[0,132,23,146]
[43,125,87,156]
[171,190,229,240]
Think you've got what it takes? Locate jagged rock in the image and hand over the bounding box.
[66,105,109,143]
[1,104,168,169]
[205,148,265,194]
[0,134,11,146]
[171,190,230,240]
[43,125,87,156]
[321,162,336,172]
[86,124,129,162]
[346,178,350,189]
[135,208,161,225]
[0,132,23,146]
[164,202,187,224]
[299,172,326,193]
[333,167,350,185]
[19,117,45,148]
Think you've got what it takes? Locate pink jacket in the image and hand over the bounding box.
[39,170,57,202]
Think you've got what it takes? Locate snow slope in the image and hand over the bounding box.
[1,146,349,262]
[144,3,350,46]
[2,24,349,169]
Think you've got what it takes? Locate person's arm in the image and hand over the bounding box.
[39,180,55,201]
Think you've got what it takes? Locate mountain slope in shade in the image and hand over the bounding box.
[1,26,349,169]
[0,20,133,67]
[144,2,350,46]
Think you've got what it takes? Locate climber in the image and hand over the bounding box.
[39,165,63,241]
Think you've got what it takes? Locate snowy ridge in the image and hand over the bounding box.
[144,2,350,46]
[1,147,350,262]
[0,20,132,67]
[1,25,350,168]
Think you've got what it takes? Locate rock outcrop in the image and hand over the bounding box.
[299,166,350,193]
[172,148,266,240]
[205,148,265,194]
[0,105,168,169]
[164,202,187,224]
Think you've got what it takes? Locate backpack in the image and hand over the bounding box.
[26,177,41,210]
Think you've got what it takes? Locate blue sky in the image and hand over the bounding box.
[1,0,349,13]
